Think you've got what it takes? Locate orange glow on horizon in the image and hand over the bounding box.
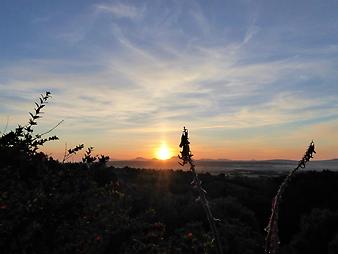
[41,137,338,161]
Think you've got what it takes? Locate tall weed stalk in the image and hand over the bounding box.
[178,127,223,254]
[265,141,316,254]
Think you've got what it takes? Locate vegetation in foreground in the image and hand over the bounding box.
[1,93,338,254]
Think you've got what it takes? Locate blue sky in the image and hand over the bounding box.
[1,0,338,160]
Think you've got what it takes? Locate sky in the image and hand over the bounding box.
[0,0,338,160]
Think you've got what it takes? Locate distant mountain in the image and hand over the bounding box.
[263,159,297,163]
[134,157,147,161]
[197,158,231,161]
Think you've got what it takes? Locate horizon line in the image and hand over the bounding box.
[108,157,338,162]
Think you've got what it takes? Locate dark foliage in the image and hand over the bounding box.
[1,154,338,253]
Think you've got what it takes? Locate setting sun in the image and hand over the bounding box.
[156,143,171,160]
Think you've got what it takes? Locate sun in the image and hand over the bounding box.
[156,143,171,160]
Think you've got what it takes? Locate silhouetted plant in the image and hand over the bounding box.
[0,92,119,254]
[265,141,316,254]
[0,91,61,164]
[98,154,110,164]
[62,143,84,163]
[178,127,223,254]
[82,146,110,166]
[83,146,96,164]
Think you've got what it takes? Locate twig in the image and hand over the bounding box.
[2,116,9,134]
[39,120,64,137]
[63,143,68,163]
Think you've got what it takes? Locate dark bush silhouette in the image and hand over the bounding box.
[289,209,338,254]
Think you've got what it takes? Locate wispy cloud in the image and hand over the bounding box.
[95,2,143,19]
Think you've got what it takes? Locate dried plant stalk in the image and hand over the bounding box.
[265,141,316,254]
[178,127,223,254]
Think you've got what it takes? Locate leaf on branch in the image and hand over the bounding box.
[29,119,37,125]
[48,136,59,141]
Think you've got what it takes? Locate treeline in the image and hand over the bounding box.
[1,156,338,253]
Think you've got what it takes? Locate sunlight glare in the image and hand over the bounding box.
[156,143,171,160]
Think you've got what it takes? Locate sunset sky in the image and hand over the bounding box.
[1,0,338,160]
